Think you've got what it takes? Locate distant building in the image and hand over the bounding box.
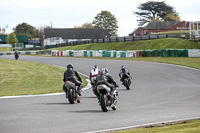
[189,21,200,39]
[129,27,143,36]
[129,21,189,36]
[43,28,111,45]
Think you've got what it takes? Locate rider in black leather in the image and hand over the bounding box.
[63,64,83,96]
[96,68,118,93]
[119,65,131,84]
[14,50,19,58]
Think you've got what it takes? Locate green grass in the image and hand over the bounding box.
[0,58,87,96]
[153,30,189,34]
[116,57,200,70]
[48,38,199,51]
[114,119,200,133]
[0,47,12,51]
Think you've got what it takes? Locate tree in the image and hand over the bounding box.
[74,22,95,28]
[134,1,180,26]
[5,32,18,45]
[92,11,118,36]
[164,13,180,21]
[13,22,39,38]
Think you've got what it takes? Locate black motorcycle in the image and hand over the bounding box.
[14,54,19,60]
[97,84,118,112]
[64,81,80,104]
[121,74,132,90]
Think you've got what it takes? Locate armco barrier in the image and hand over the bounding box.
[139,49,189,57]
[0,51,49,56]
[1,49,200,57]
[188,49,200,57]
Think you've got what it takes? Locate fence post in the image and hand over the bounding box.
[116,37,118,42]
[132,36,134,41]
[124,37,126,42]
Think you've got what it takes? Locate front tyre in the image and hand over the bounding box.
[100,94,109,112]
[68,89,75,104]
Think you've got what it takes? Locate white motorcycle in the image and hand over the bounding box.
[97,84,118,112]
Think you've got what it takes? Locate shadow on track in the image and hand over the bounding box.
[81,96,97,99]
[67,110,102,113]
[38,103,71,105]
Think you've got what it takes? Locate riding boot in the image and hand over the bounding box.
[63,85,68,98]
[77,85,83,96]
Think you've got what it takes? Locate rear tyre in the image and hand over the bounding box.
[100,94,108,112]
[124,79,130,90]
[68,89,75,104]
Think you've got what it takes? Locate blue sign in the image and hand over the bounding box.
[28,40,40,44]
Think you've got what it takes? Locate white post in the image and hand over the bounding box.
[189,22,191,40]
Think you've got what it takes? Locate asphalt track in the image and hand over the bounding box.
[0,55,200,133]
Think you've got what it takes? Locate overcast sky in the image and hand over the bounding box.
[0,0,200,36]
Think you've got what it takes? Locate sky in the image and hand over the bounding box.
[0,0,200,36]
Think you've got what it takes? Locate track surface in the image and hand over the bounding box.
[0,55,200,133]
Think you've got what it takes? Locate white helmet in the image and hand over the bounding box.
[93,65,98,69]
[101,67,108,74]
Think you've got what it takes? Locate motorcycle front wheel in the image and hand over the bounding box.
[100,94,109,112]
[68,89,75,104]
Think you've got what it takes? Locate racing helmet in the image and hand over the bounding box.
[67,64,73,69]
[121,65,126,69]
[101,67,108,74]
[93,65,98,69]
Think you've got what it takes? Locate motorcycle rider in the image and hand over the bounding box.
[63,64,83,96]
[96,67,118,101]
[14,50,19,59]
[119,65,132,85]
[89,65,100,98]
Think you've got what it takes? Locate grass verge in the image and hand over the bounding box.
[49,38,199,51]
[113,119,200,133]
[0,58,87,96]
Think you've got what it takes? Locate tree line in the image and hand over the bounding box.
[3,1,180,45]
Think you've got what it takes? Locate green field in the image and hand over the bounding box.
[0,58,87,96]
[49,38,199,51]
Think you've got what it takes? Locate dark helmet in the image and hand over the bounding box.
[101,67,108,74]
[67,64,73,69]
[93,65,98,69]
[121,65,126,69]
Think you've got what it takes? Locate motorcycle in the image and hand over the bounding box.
[65,81,80,104]
[15,54,19,60]
[97,84,118,112]
[121,74,132,90]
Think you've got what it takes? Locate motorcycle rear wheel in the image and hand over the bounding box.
[124,79,130,90]
[100,94,109,112]
[68,89,75,104]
